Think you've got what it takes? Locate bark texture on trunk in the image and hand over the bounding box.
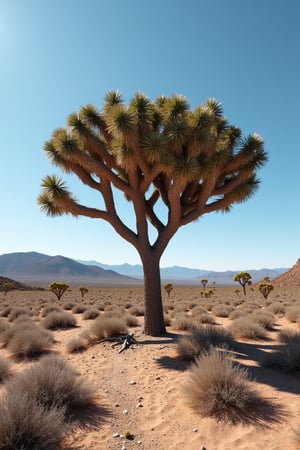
[142,254,166,336]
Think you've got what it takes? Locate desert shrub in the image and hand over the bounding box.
[261,335,300,374]
[62,302,74,310]
[211,305,233,318]
[124,313,139,327]
[82,308,101,320]
[0,392,69,450]
[266,302,285,316]
[41,311,77,330]
[181,347,260,420]
[83,317,127,343]
[96,303,105,311]
[5,354,99,413]
[41,305,63,317]
[250,310,276,330]
[0,306,12,317]
[65,336,88,353]
[285,307,300,323]
[0,318,9,334]
[127,305,144,316]
[7,307,31,322]
[176,325,234,361]
[172,314,194,331]
[228,310,247,320]
[228,317,268,340]
[71,304,88,314]
[190,306,207,317]
[194,313,216,325]
[6,327,54,359]
[102,309,123,319]
[0,356,12,381]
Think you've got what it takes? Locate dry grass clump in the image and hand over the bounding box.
[211,305,233,318]
[285,307,300,323]
[0,355,13,381]
[0,392,69,450]
[65,336,88,353]
[62,302,74,310]
[266,302,285,316]
[124,313,139,327]
[228,317,268,340]
[5,354,99,413]
[72,304,88,314]
[228,309,247,320]
[0,306,12,317]
[250,310,276,330]
[7,307,31,322]
[181,347,260,421]
[172,314,194,331]
[190,306,207,317]
[176,325,234,361]
[0,318,9,334]
[41,311,77,330]
[194,313,216,325]
[41,305,63,317]
[261,331,300,374]
[6,326,54,359]
[127,305,144,316]
[82,308,101,320]
[83,317,128,343]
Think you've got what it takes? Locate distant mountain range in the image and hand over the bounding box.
[0,251,289,287]
[0,252,140,287]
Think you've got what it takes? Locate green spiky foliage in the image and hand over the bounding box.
[234,272,252,296]
[257,282,274,299]
[79,286,89,300]
[38,91,267,336]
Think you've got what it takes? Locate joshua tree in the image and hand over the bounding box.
[79,286,89,299]
[234,272,252,296]
[48,282,69,301]
[164,283,173,298]
[257,282,274,299]
[2,282,14,296]
[38,91,267,336]
[201,279,208,292]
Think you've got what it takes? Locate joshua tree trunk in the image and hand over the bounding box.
[141,252,166,336]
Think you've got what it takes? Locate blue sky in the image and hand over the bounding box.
[1,0,299,271]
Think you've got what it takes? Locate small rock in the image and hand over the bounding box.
[193,428,198,432]
[123,409,129,415]
[114,403,120,407]
[129,380,137,385]
[112,433,119,438]
[155,376,160,380]
[136,402,143,408]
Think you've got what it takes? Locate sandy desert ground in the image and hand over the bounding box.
[0,285,299,450]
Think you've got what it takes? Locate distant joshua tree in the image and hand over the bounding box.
[164,283,173,298]
[201,279,208,292]
[48,282,69,301]
[257,282,274,299]
[234,272,252,296]
[2,282,14,296]
[79,286,89,299]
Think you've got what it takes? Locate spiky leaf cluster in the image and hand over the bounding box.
[38,91,267,254]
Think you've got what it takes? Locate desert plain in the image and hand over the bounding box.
[0,284,299,450]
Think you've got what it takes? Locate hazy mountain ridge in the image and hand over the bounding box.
[0,252,140,286]
[76,259,287,283]
[0,252,289,286]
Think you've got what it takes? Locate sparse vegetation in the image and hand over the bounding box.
[41,311,77,330]
[234,272,252,296]
[181,347,261,420]
[48,282,69,301]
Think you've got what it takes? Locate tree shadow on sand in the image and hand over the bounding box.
[205,395,289,428]
[232,341,300,396]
